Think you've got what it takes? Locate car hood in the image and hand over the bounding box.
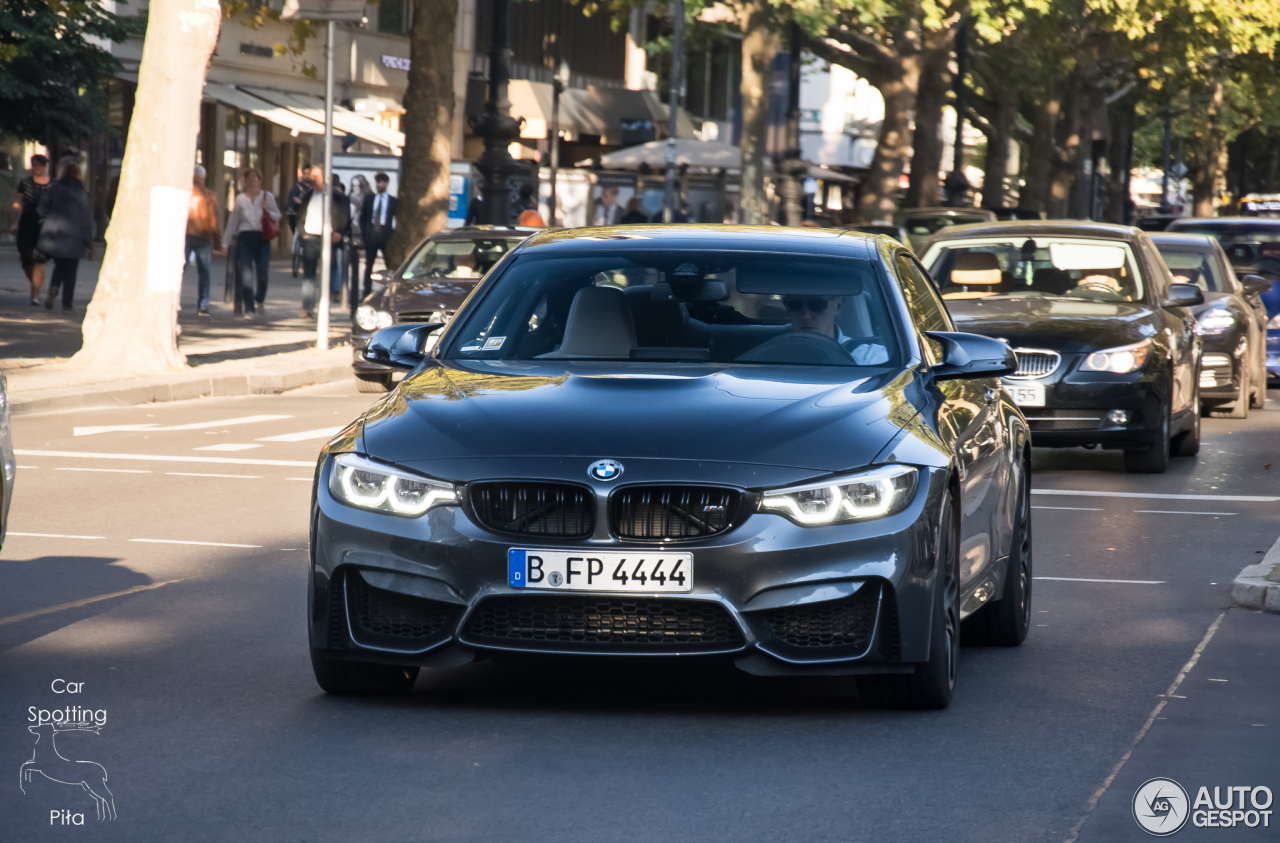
[383,279,479,315]
[947,296,1157,353]
[360,362,922,482]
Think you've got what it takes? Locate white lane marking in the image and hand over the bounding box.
[286,477,312,482]
[1035,577,1166,584]
[1034,489,1280,502]
[129,538,262,548]
[55,467,152,474]
[1208,678,1229,682]
[8,532,104,540]
[1032,506,1104,511]
[255,427,342,442]
[73,415,293,436]
[166,472,262,479]
[193,443,263,452]
[15,450,313,467]
[1135,510,1237,516]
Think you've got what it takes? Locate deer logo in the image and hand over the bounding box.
[19,723,116,821]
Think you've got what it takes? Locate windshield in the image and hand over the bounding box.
[1166,222,1280,270]
[1154,247,1227,292]
[924,237,1145,303]
[443,250,903,368]
[902,215,991,237]
[400,238,516,280]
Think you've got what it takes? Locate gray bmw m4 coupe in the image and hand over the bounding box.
[309,226,1032,709]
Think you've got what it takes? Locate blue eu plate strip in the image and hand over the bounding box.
[508,549,526,587]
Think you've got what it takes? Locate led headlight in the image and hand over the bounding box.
[760,465,917,526]
[355,305,394,331]
[328,454,457,517]
[1081,338,1152,374]
[1195,308,1235,335]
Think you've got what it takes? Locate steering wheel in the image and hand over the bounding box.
[736,331,854,365]
[1075,280,1118,295]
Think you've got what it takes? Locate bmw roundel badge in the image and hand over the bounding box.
[588,460,623,481]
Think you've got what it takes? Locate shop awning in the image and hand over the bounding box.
[595,139,742,169]
[203,83,329,137]
[478,80,696,145]
[239,86,405,151]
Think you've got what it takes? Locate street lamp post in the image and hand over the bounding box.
[316,19,335,350]
[944,19,971,207]
[548,52,570,226]
[662,0,685,223]
[471,0,522,225]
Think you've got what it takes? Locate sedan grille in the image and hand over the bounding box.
[1008,349,1061,379]
[396,310,454,325]
[612,486,740,541]
[761,584,880,651]
[1023,409,1104,430]
[465,596,743,651]
[469,482,594,537]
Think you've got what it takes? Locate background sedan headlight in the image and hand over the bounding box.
[329,454,457,516]
[1195,308,1236,335]
[761,465,917,525]
[355,305,394,331]
[1081,338,1152,373]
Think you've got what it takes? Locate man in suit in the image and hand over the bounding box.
[360,172,396,301]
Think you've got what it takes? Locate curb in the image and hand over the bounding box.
[8,347,353,416]
[1232,533,1280,613]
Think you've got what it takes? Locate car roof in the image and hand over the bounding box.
[430,226,535,241]
[926,220,1141,243]
[515,224,878,259]
[897,207,996,218]
[1147,232,1220,249]
[1167,216,1280,228]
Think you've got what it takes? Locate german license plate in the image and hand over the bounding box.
[1003,381,1046,407]
[508,549,693,593]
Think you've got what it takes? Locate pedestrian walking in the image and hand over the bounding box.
[347,174,371,311]
[220,167,281,320]
[297,166,350,318]
[286,166,308,278]
[186,165,221,316]
[36,161,93,314]
[619,196,649,224]
[10,154,51,305]
[359,172,396,305]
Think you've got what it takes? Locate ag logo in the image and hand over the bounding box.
[588,459,623,482]
[1134,778,1190,836]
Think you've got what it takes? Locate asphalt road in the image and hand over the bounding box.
[2,381,1278,842]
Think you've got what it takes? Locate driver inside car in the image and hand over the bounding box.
[783,295,889,365]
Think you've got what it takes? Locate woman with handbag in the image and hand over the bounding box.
[220,167,281,319]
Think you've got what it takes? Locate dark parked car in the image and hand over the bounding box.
[920,221,1204,473]
[1150,232,1270,417]
[1164,217,1280,381]
[895,207,998,251]
[311,226,1033,709]
[351,226,532,392]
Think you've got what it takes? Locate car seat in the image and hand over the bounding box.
[539,285,637,358]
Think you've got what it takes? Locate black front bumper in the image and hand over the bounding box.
[308,460,952,676]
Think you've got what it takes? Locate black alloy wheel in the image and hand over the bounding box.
[963,463,1032,646]
[1174,391,1201,456]
[1124,400,1170,473]
[310,649,420,695]
[858,492,959,710]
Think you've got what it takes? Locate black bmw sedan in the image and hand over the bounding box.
[310,226,1031,710]
[920,222,1204,473]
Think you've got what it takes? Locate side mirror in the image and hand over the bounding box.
[1242,274,1274,298]
[1164,283,1205,308]
[362,323,444,370]
[925,331,1018,380]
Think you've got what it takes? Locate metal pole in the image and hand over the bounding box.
[317,19,334,351]
[473,0,521,225]
[663,0,684,223]
[1160,92,1173,214]
[548,0,563,227]
[782,21,803,227]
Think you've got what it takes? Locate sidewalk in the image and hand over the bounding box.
[1,245,370,414]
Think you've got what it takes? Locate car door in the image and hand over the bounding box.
[1220,245,1268,386]
[1140,237,1199,414]
[895,253,1006,588]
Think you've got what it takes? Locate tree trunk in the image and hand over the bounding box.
[73,0,220,372]
[981,86,1017,209]
[737,0,779,225]
[858,64,918,223]
[904,46,948,208]
[1021,96,1059,213]
[1193,82,1227,217]
[389,0,458,267]
[1103,99,1134,224]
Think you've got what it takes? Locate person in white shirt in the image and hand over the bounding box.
[782,295,890,365]
[221,167,282,319]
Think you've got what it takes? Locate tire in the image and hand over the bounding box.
[355,374,393,394]
[1124,403,1170,473]
[311,649,419,695]
[963,464,1031,646]
[1208,366,1249,419]
[1174,397,1201,456]
[858,492,959,710]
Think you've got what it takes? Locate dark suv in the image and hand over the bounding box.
[351,227,532,392]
